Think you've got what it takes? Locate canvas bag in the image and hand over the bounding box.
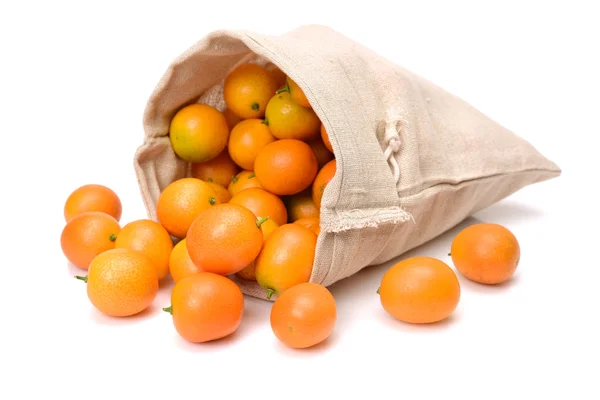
[134,24,561,300]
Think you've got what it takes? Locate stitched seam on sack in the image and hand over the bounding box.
[398,167,560,200]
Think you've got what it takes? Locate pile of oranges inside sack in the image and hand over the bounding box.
[61,62,521,349]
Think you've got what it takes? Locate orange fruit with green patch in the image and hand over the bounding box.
[169,104,229,163]
[264,92,320,140]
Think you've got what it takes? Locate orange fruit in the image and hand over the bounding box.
[156,178,219,239]
[270,282,336,349]
[224,63,278,119]
[64,184,122,222]
[450,223,520,285]
[163,272,244,343]
[265,92,320,140]
[320,123,333,153]
[378,256,461,324]
[228,119,276,170]
[76,248,158,317]
[308,137,334,169]
[169,239,203,283]
[284,190,319,222]
[266,64,287,89]
[223,107,242,131]
[254,139,318,196]
[283,77,311,108]
[236,218,279,281]
[229,187,288,226]
[228,170,263,197]
[294,217,320,236]
[312,159,336,210]
[190,149,240,187]
[114,219,174,281]
[206,181,231,203]
[186,203,264,276]
[60,211,121,270]
[255,224,317,299]
[169,103,229,163]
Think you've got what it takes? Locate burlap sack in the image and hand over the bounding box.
[134,24,561,300]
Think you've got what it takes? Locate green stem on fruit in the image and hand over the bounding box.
[248,173,256,179]
[266,288,275,300]
[109,234,117,242]
[251,103,259,111]
[163,306,173,314]
[209,197,216,205]
[448,253,451,257]
[376,286,380,295]
[256,216,270,228]
[276,82,290,94]
[262,119,269,126]
[231,175,239,183]
[75,275,88,283]
[208,178,213,182]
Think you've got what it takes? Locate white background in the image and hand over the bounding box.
[1,1,598,399]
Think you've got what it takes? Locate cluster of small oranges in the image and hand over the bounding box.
[60,61,521,349]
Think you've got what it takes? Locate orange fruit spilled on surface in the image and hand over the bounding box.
[308,137,334,169]
[169,239,202,283]
[223,107,242,131]
[156,178,219,239]
[285,190,319,222]
[77,248,158,317]
[164,272,244,343]
[254,139,318,196]
[255,223,317,299]
[206,181,231,204]
[190,149,240,187]
[264,92,320,140]
[284,77,311,108]
[228,119,276,170]
[224,63,278,119]
[294,217,320,236]
[64,184,122,222]
[228,170,263,197]
[186,203,264,276]
[114,219,173,281]
[270,282,336,349]
[169,104,229,163]
[450,223,520,285]
[229,187,288,226]
[320,123,333,153]
[378,256,461,324]
[312,159,336,210]
[236,218,279,281]
[60,211,121,270]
